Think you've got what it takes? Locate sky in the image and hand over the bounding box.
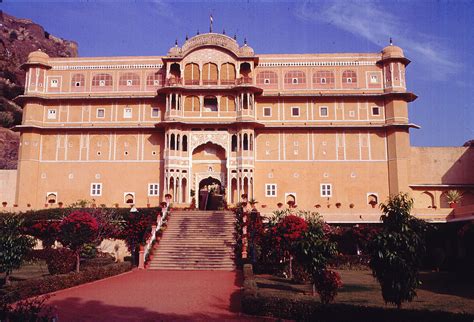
[3,0,473,147]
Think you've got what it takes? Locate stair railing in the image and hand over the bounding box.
[139,208,168,269]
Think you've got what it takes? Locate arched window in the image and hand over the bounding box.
[169,63,181,78]
[203,96,218,112]
[124,193,134,204]
[220,63,236,84]
[203,63,218,85]
[284,71,306,85]
[368,194,378,207]
[220,95,236,112]
[313,70,335,85]
[342,70,357,84]
[119,72,140,86]
[170,134,176,150]
[182,135,188,151]
[250,134,253,150]
[46,193,57,204]
[231,135,237,152]
[146,71,164,86]
[176,134,180,151]
[184,95,200,112]
[92,73,113,87]
[243,133,249,150]
[256,71,278,85]
[71,74,85,87]
[184,63,200,85]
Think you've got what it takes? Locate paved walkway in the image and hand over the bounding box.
[46,269,254,321]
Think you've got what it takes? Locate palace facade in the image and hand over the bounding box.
[12,32,474,222]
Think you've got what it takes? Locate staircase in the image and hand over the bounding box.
[147,210,235,270]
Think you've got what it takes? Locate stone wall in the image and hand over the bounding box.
[0,169,17,206]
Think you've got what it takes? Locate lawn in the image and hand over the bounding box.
[254,269,474,314]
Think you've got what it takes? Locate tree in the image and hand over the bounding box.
[58,211,98,272]
[0,214,36,285]
[121,211,155,266]
[368,193,428,308]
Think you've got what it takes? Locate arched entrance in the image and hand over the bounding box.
[198,176,224,210]
[192,142,227,210]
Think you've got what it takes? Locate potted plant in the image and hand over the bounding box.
[446,190,463,208]
[314,204,321,208]
[114,203,119,208]
[2,201,7,207]
[287,200,295,208]
[58,201,64,208]
[27,203,31,208]
[261,204,267,208]
[336,202,342,208]
[241,194,248,202]
[277,202,283,209]
[248,198,258,210]
[369,200,377,208]
[349,203,355,209]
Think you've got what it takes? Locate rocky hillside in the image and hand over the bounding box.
[0,10,78,169]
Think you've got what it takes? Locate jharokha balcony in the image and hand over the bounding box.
[163,76,254,87]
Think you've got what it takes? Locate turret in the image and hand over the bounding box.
[378,41,410,92]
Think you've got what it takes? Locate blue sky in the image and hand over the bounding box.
[3,0,473,147]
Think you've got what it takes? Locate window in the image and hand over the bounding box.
[47,109,57,119]
[320,184,332,197]
[256,71,278,85]
[92,73,113,87]
[265,184,277,197]
[370,75,378,83]
[99,80,106,86]
[321,77,326,84]
[91,183,102,196]
[151,108,160,118]
[342,70,357,84]
[97,109,105,118]
[75,82,81,87]
[148,183,159,196]
[284,71,306,85]
[71,74,85,87]
[126,80,133,86]
[291,107,300,117]
[372,106,380,116]
[319,106,328,117]
[50,79,58,88]
[119,73,140,87]
[264,78,270,84]
[263,107,272,117]
[313,70,335,85]
[123,107,132,118]
[292,78,298,84]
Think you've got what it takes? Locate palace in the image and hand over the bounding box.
[10,32,474,222]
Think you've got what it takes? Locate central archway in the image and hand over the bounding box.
[192,142,227,210]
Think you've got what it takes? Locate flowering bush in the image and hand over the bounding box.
[23,220,59,248]
[314,269,343,304]
[272,215,308,251]
[45,247,76,275]
[120,211,156,265]
[58,211,99,272]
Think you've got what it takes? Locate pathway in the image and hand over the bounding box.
[46,269,254,321]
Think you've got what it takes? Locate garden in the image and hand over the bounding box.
[236,193,474,321]
[0,204,164,321]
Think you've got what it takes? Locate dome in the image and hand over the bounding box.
[167,45,181,57]
[239,44,255,56]
[24,50,51,69]
[381,44,404,59]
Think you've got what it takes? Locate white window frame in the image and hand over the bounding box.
[74,81,81,87]
[50,79,59,88]
[123,107,132,118]
[264,78,270,84]
[153,79,160,86]
[370,75,378,83]
[265,184,277,197]
[319,106,328,117]
[97,108,105,118]
[346,77,353,83]
[371,106,380,116]
[91,183,102,196]
[47,109,57,120]
[263,107,272,117]
[291,106,300,117]
[320,184,332,197]
[151,107,160,118]
[320,77,327,84]
[148,183,159,196]
[292,77,299,84]
[46,192,58,204]
[126,79,133,86]
[124,192,135,204]
[99,79,106,87]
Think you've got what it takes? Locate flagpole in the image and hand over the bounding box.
[210,14,213,33]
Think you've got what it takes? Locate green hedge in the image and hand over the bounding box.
[1,262,132,304]
[241,291,473,322]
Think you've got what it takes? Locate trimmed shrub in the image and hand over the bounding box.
[0,262,132,304]
[314,269,343,304]
[45,248,76,275]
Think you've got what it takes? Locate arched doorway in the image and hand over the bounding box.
[198,177,224,210]
[192,142,227,210]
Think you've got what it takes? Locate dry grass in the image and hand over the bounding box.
[254,270,474,314]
